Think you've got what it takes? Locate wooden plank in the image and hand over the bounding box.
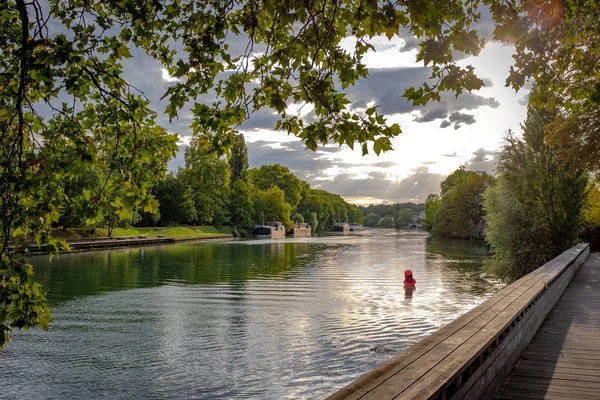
[366,248,585,399]
[495,252,600,400]
[328,250,577,400]
[327,245,590,400]
[511,368,600,382]
[498,386,593,400]
[470,261,579,400]
[505,375,600,390]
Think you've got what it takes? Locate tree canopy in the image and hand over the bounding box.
[2,0,599,348]
[427,168,495,239]
[484,104,588,280]
[249,164,308,209]
[179,140,231,226]
[229,134,249,185]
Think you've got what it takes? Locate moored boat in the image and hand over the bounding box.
[253,222,286,239]
[332,222,350,233]
[290,223,311,237]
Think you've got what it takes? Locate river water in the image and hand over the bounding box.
[1,230,500,399]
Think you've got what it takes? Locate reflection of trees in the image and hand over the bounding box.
[425,237,500,296]
[29,241,321,304]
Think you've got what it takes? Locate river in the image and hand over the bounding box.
[0,230,500,399]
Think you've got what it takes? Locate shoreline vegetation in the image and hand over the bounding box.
[51,226,230,240]
[16,226,233,255]
[1,0,599,349]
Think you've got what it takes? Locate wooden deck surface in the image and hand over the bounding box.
[495,252,600,400]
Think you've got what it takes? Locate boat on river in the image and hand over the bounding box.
[349,224,363,232]
[290,223,311,237]
[253,222,286,239]
[333,222,350,233]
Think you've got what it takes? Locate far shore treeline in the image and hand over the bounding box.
[57,133,364,237]
[424,97,600,281]
[2,0,599,350]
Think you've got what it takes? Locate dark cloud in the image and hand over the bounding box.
[416,108,447,123]
[343,66,501,120]
[464,148,498,175]
[416,91,500,123]
[398,27,421,52]
[481,78,494,87]
[240,108,280,130]
[441,111,477,129]
[316,145,346,154]
[449,112,476,125]
[314,170,445,203]
[246,139,341,181]
[343,66,431,115]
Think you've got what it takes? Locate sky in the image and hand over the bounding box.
[120,21,531,205]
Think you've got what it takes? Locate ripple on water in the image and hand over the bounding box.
[0,231,500,399]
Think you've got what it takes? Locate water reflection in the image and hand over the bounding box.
[30,241,323,304]
[2,230,500,399]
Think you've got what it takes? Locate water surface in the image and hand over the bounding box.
[1,230,500,399]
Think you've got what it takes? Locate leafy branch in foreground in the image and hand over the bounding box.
[1,0,599,347]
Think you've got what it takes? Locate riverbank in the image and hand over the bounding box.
[17,226,233,254]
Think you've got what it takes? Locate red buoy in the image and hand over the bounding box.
[404,269,416,286]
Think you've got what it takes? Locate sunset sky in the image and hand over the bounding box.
[123,21,530,205]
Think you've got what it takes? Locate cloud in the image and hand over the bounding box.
[415,108,447,123]
[449,112,476,125]
[313,169,445,203]
[464,148,498,174]
[440,111,477,129]
[481,78,494,87]
[442,152,459,157]
[344,66,431,115]
[415,91,500,123]
[342,66,501,121]
[240,108,280,130]
[247,139,342,181]
[518,93,530,106]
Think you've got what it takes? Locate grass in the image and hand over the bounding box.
[52,226,230,240]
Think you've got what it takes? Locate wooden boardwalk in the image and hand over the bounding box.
[495,252,600,400]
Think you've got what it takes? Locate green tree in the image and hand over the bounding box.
[395,209,413,228]
[292,213,305,224]
[3,0,598,349]
[298,191,331,230]
[249,164,306,209]
[155,173,197,226]
[180,141,231,226]
[253,187,293,231]
[230,179,254,230]
[378,215,395,228]
[347,204,364,224]
[432,168,494,239]
[58,164,105,230]
[424,194,441,231]
[307,212,319,231]
[229,134,249,185]
[363,212,380,227]
[484,104,588,281]
[359,202,424,225]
